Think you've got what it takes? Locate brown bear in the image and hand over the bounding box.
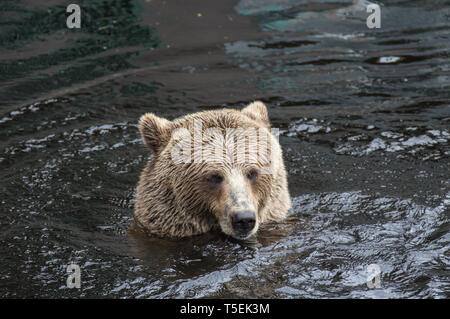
[134,101,291,239]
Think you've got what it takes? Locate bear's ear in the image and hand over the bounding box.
[241,101,270,127]
[138,113,173,153]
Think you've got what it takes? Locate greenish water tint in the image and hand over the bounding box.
[0,0,159,108]
[0,0,157,47]
[237,5,284,16]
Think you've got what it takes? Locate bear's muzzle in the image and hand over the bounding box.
[231,210,256,238]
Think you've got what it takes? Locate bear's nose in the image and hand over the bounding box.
[231,210,256,234]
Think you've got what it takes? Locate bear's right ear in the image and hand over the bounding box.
[138,113,173,153]
[242,101,270,128]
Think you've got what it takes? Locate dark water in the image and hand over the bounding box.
[0,0,449,298]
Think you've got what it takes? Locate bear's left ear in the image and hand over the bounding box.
[241,101,270,127]
[138,113,173,153]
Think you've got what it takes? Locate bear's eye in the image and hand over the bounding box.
[206,173,224,185]
[247,169,259,182]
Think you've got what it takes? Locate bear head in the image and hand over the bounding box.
[135,101,290,240]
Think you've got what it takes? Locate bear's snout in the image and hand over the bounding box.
[231,210,256,237]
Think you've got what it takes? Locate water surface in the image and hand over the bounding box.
[0,0,449,298]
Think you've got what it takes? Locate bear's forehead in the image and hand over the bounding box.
[173,109,259,129]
